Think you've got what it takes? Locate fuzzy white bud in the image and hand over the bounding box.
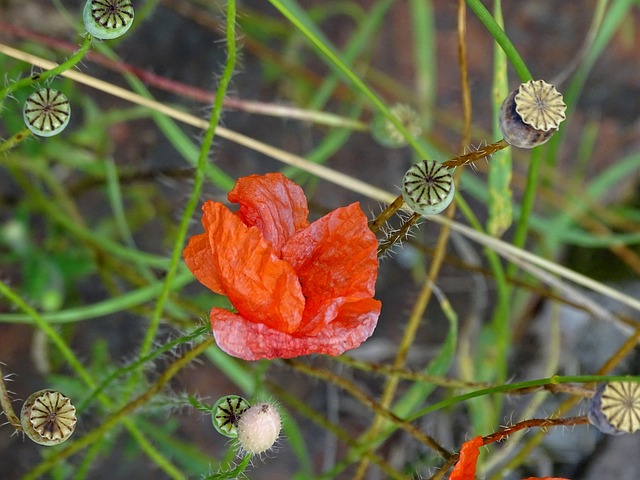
[236,402,281,456]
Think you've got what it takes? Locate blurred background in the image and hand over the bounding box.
[1,1,639,479]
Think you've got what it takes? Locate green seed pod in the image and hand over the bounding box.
[83,0,135,40]
[211,395,250,438]
[20,390,76,446]
[402,160,455,216]
[371,103,422,148]
[23,88,71,137]
[589,382,640,435]
[498,79,566,149]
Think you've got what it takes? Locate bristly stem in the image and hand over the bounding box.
[441,138,509,169]
[429,416,590,480]
[370,139,508,235]
[0,127,32,154]
[0,34,92,106]
[377,213,421,258]
[369,195,405,234]
[0,364,22,430]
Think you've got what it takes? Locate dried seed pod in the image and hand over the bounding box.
[20,390,76,446]
[211,395,250,438]
[83,0,135,40]
[402,160,455,216]
[371,103,422,148]
[499,79,566,149]
[23,88,71,137]
[589,382,640,435]
[236,402,281,456]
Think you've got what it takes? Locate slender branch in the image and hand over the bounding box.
[0,365,22,430]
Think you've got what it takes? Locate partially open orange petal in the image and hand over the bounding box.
[183,231,224,295]
[203,201,304,333]
[210,300,380,360]
[281,202,379,330]
[450,436,483,480]
[228,173,309,255]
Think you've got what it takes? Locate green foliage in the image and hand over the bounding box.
[1,0,639,479]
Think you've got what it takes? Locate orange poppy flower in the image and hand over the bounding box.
[183,173,381,360]
[450,436,570,480]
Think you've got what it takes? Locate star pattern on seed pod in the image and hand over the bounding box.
[514,80,566,132]
[20,390,77,446]
[83,0,135,40]
[23,88,71,137]
[590,382,640,434]
[211,395,250,438]
[402,160,455,216]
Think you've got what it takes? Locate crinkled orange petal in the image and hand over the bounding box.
[210,299,380,360]
[281,203,379,334]
[183,231,224,295]
[202,201,304,333]
[450,436,483,480]
[228,173,309,255]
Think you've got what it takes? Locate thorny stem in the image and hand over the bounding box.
[429,416,590,480]
[368,139,509,239]
[0,127,32,154]
[377,212,421,258]
[0,34,92,108]
[0,364,22,430]
[284,359,451,458]
[24,337,215,480]
[368,194,404,234]
[441,138,509,169]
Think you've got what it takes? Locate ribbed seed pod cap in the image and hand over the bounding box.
[499,79,566,149]
[20,389,76,446]
[211,395,250,438]
[371,103,422,148]
[23,88,71,137]
[588,382,640,435]
[402,160,455,216]
[83,0,135,40]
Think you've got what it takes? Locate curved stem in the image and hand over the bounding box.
[0,365,22,430]
[0,34,92,104]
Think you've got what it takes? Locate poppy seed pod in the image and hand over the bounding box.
[498,79,566,149]
[20,390,76,446]
[236,402,281,456]
[371,103,423,148]
[402,160,455,216]
[23,88,71,137]
[83,0,135,40]
[211,395,250,438]
[588,382,640,435]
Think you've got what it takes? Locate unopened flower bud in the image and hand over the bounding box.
[236,402,281,456]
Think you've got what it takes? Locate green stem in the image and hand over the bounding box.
[465,0,532,82]
[0,127,32,154]
[268,0,427,157]
[24,338,215,480]
[0,34,92,103]
[0,280,95,388]
[0,364,22,429]
[138,0,237,357]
